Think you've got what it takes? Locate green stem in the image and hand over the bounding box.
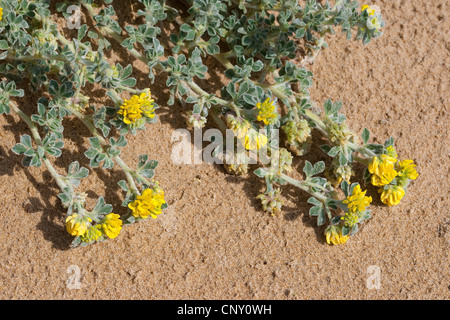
[277,172,329,202]
[9,101,89,218]
[68,107,141,196]
[6,53,67,62]
[9,102,68,191]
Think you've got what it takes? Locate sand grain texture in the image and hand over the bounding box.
[0,0,448,299]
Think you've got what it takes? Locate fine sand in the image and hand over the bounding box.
[0,0,448,299]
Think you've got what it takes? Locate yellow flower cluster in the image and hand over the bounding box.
[325,226,349,246]
[66,213,123,243]
[362,4,382,32]
[341,184,372,228]
[379,186,405,207]
[397,160,419,181]
[101,213,123,239]
[117,90,155,125]
[368,154,397,187]
[343,184,372,214]
[0,7,3,21]
[256,98,278,126]
[128,187,166,220]
[81,225,103,243]
[66,214,91,237]
[242,128,268,151]
[227,116,268,151]
[361,5,376,16]
[368,147,418,206]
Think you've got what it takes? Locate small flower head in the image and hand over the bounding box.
[101,213,123,239]
[226,115,268,150]
[328,157,355,186]
[186,111,207,129]
[107,65,120,78]
[326,121,357,146]
[368,155,398,187]
[396,159,419,181]
[241,128,268,150]
[81,225,103,243]
[325,226,349,246]
[386,145,398,159]
[281,118,312,156]
[117,89,155,125]
[270,148,293,175]
[32,29,58,48]
[226,114,251,140]
[379,185,405,206]
[343,184,372,213]
[256,98,278,126]
[341,212,359,228]
[223,151,249,176]
[67,94,90,112]
[361,5,376,16]
[66,214,91,237]
[128,187,166,220]
[368,16,382,32]
[257,188,283,216]
[0,7,3,22]
[361,5,383,32]
[242,128,268,151]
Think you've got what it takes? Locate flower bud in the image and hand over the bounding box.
[257,188,283,216]
[66,214,91,237]
[186,111,207,129]
[324,225,349,245]
[282,118,312,156]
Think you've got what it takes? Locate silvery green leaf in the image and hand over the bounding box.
[309,205,321,217]
[313,161,325,175]
[303,160,313,177]
[12,143,28,155]
[118,180,129,192]
[307,197,322,207]
[253,168,268,178]
[362,128,370,145]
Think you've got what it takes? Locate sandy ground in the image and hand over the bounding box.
[0,0,448,299]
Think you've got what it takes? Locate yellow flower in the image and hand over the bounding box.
[0,7,3,21]
[343,184,372,213]
[368,156,398,187]
[325,226,349,246]
[361,5,376,16]
[66,214,91,237]
[362,5,382,31]
[341,212,359,228]
[81,225,103,243]
[117,90,155,125]
[369,17,381,32]
[101,213,123,239]
[242,129,268,151]
[386,146,398,159]
[397,159,419,180]
[226,115,268,151]
[227,116,251,140]
[128,188,166,219]
[256,98,278,126]
[379,185,405,206]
